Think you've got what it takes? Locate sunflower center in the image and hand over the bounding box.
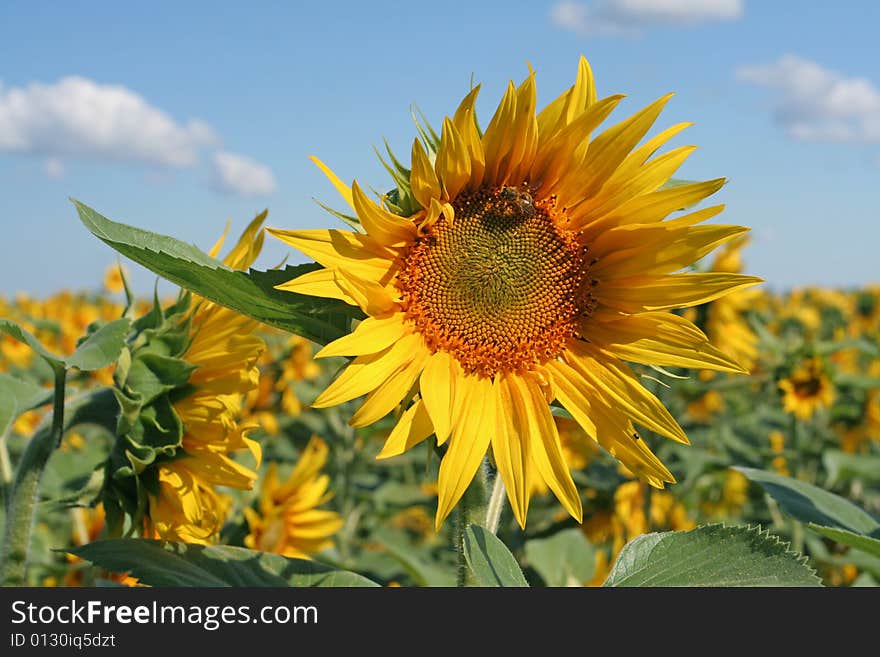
[793,377,822,398]
[398,186,593,377]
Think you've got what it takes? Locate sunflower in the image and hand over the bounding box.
[270,58,759,529]
[244,437,343,558]
[778,357,835,421]
[146,218,266,543]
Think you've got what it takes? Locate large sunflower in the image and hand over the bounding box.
[270,58,760,529]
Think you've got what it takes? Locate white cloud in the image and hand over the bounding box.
[737,55,880,144]
[43,157,64,179]
[551,0,743,35]
[0,76,217,168]
[211,151,276,197]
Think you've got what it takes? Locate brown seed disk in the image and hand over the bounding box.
[397,186,594,377]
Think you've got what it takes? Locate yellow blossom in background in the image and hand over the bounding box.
[704,235,760,372]
[687,389,725,423]
[270,57,758,529]
[63,505,139,587]
[701,470,750,518]
[102,263,129,294]
[244,437,343,559]
[778,357,835,421]
[769,430,790,475]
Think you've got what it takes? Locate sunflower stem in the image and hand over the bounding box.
[484,473,507,535]
[1,366,66,586]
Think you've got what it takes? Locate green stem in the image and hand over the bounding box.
[0,385,117,586]
[484,473,506,535]
[453,466,489,587]
[1,367,66,586]
[455,502,469,587]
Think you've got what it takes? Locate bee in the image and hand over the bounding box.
[499,184,536,218]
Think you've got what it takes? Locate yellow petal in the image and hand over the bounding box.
[351,180,416,246]
[435,376,494,529]
[434,117,472,201]
[267,228,398,285]
[537,55,597,141]
[221,210,268,270]
[376,399,435,460]
[493,376,532,528]
[532,94,625,192]
[595,273,764,313]
[508,374,582,523]
[565,342,689,444]
[581,312,748,374]
[592,221,749,279]
[419,350,456,444]
[334,269,399,317]
[350,347,428,427]
[451,86,486,190]
[410,138,441,209]
[558,94,673,209]
[312,333,421,407]
[274,268,359,307]
[310,156,354,210]
[316,313,408,359]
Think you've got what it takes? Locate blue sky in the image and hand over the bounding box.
[2,1,879,298]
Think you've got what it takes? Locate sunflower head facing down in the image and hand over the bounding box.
[270,57,760,529]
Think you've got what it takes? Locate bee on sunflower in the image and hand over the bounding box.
[269,57,760,529]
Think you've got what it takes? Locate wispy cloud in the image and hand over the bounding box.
[550,0,743,35]
[0,76,278,195]
[737,55,880,144]
[211,151,277,197]
[0,76,217,167]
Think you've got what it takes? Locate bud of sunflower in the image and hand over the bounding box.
[99,215,268,544]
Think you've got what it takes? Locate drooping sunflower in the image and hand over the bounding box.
[270,58,760,528]
[146,218,266,543]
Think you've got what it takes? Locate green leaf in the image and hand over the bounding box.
[808,525,880,559]
[734,467,880,535]
[73,200,363,345]
[603,524,821,587]
[524,528,595,586]
[124,353,197,404]
[463,525,529,587]
[67,318,131,372]
[371,529,455,587]
[0,318,65,370]
[0,373,52,436]
[822,450,880,487]
[68,539,379,587]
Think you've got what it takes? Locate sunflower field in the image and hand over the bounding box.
[2,59,879,589]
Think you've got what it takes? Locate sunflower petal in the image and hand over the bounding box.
[267,228,398,284]
[310,156,355,210]
[493,376,532,528]
[435,376,494,529]
[452,86,486,190]
[312,333,421,407]
[273,268,360,307]
[435,117,472,200]
[411,138,442,209]
[420,350,457,444]
[565,342,689,444]
[351,181,416,246]
[595,273,764,313]
[376,399,435,460]
[508,374,582,522]
[581,312,748,374]
[351,348,428,427]
[315,313,408,358]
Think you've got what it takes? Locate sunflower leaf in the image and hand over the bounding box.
[67,539,380,587]
[0,319,66,371]
[67,318,132,372]
[463,524,529,587]
[808,525,880,559]
[603,524,821,587]
[734,467,880,535]
[0,373,52,437]
[72,200,363,346]
[524,528,596,586]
